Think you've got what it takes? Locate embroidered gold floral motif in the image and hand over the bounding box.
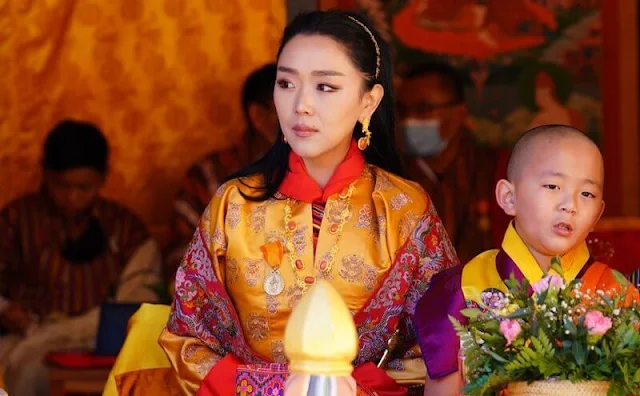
[361,165,375,182]
[226,257,240,284]
[339,254,365,282]
[215,182,229,198]
[373,172,393,192]
[249,204,268,233]
[377,215,387,237]
[227,202,242,229]
[272,341,286,363]
[354,204,373,229]
[243,258,263,287]
[266,230,286,246]
[183,343,221,376]
[355,204,380,242]
[292,225,308,256]
[246,314,269,342]
[399,211,420,241]
[202,204,212,225]
[325,200,352,225]
[390,192,413,211]
[286,284,304,308]
[212,225,227,251]
[363,266,378,291]
[266,294,279,315]
[339,255,378,290]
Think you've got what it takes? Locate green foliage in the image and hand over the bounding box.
[451,259,640,395]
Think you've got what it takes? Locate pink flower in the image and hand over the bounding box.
[585,311,612,336]
[548,274,564,289]
[532,274,564,294]
[500,319,522,346]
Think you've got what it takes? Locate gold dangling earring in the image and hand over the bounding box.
[357,118,371,151]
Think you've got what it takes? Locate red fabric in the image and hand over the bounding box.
[196,359,408,396]
[279,139,366,203]
[45,352,117,369]
[196,354,242,396]
[353,363,408,396]
[588,230,640,275]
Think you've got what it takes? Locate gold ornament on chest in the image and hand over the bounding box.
[281,184,355,293]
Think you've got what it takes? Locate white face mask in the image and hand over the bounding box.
[401,118,448,157]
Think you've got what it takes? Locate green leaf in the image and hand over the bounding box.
[539,358,564,377]
[537,288,549,304]
[480,320,500,332]
[504,346,537,371]
[633,368,640,382]
[551,256,565,278]
[449,315,467,334]
[485,348,510,363]
[572,341,586,366]
[601,293,614,307]
[506,307,532,319]
[474,329,506,344]
[460,308,483,319]
[532,332,555,358]
[463,373,491,396]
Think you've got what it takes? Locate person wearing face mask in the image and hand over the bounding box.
[0,120,161,396]
[398,62,495,264]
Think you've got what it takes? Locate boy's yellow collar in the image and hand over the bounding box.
[502,221,590,284]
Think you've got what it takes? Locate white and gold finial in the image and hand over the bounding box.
[284,279,358,377]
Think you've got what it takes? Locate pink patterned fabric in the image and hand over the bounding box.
[235,364,288,396]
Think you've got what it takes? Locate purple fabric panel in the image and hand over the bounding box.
[496,250,532,296]
[414,265,466,379]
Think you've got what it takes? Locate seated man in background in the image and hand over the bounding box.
[165,63,278,273]
[0,119,161,396]
[398,62,495,263]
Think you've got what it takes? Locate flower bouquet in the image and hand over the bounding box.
[451,259,640,395]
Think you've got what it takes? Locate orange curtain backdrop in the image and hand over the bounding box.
[0,0,285,234]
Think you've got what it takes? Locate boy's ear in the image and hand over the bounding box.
[496,179,516,217]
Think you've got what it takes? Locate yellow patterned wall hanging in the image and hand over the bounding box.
[0,0,285,236]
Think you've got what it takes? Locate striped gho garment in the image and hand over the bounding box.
[311,202,326,251]
[0,190,149,318]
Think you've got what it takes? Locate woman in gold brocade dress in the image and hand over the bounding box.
[160,10,460,396]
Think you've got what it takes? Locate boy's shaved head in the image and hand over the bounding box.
[507,124,602,183]
[496,124,605,271]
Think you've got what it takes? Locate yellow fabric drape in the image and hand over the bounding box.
[0,0,285,232]
[102,304,173,396]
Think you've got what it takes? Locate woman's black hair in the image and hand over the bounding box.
[229,10,405,201]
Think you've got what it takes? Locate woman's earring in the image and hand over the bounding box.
[283,135,288,144]
[357,118,371,150]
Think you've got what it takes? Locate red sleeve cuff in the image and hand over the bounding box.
[353,362,407,396]
[196,354,242,396]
